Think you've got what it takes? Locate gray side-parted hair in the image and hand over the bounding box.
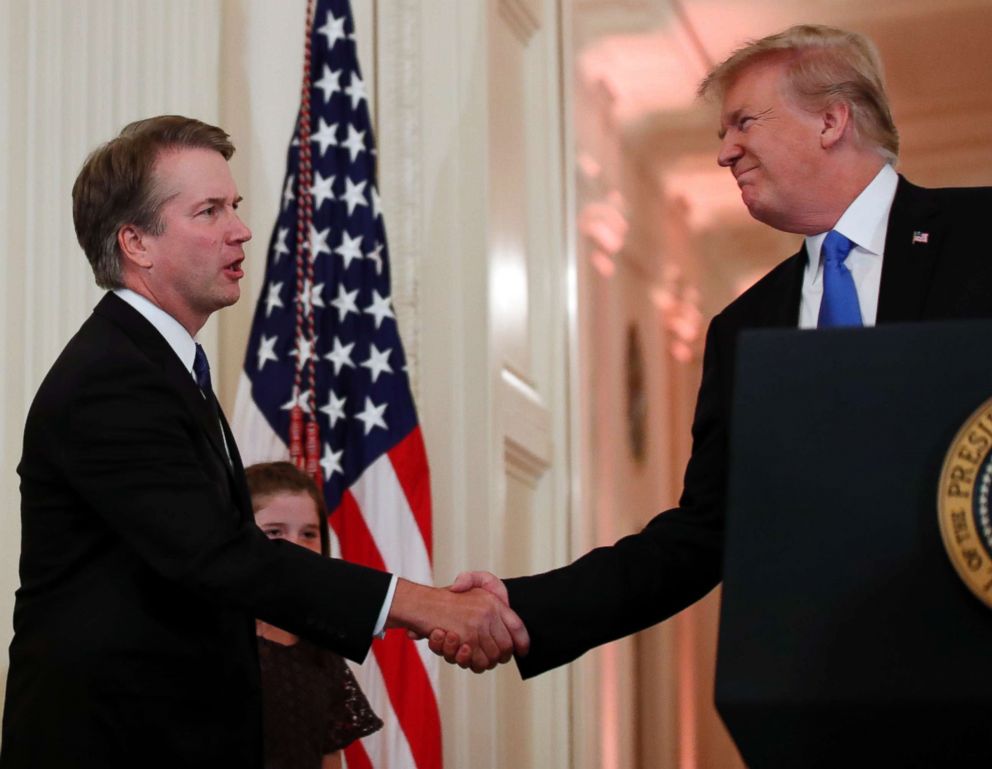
[72,115,236,289]
[697,24,899,163]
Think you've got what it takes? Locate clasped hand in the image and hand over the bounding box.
[427,571,523,672]
[390,573,527,673]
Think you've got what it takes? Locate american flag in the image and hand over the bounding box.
[231,1,441,767]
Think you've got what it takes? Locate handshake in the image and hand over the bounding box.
[387,571,528,673]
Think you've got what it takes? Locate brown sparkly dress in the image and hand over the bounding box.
[257,635,383,769]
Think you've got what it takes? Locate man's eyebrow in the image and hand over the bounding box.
[717,109,742,140]
[193,195,244,208]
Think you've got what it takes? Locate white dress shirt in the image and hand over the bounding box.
[799,163,899,329]
[113,288,396,636]
[115,287,198,373]
[115,287,234,466]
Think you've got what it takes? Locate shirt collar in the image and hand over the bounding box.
[113,288,198,377]
[804,163,899,269]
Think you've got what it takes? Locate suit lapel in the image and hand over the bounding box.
[763,248,806,327]
[218,407,253,520]
[94,293,238,481]
[164,365,233,476]
[876,177,944,323]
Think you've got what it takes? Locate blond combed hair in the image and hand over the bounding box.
[698,25,899,162]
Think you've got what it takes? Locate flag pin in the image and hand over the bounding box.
[912,231,929,244]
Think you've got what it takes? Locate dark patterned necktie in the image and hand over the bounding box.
[193,344,214,395]
[193,344,232,466]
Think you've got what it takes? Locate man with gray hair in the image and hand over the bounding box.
[435,25,992,675]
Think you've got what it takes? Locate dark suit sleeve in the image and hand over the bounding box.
[506,314,731,678]
[53,350,389,662]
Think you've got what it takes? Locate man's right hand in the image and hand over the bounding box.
[387,577,528,673]
[425,570,523,669]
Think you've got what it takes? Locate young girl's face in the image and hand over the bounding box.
[254,491,322,555]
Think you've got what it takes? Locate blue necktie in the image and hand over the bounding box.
[193,344,214,395]
[817,230,862,328]
[193,343,231,465]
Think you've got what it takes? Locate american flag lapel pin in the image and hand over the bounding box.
[912,231,929,244]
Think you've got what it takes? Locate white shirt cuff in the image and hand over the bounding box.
[372,573,398,638]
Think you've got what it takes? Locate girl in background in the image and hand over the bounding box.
[247,462,383,769]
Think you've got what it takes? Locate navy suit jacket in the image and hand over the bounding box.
[1,293,391,768]
[506,177,992,678]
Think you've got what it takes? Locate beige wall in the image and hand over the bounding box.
[0,0,224,693]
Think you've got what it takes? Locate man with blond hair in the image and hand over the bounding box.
[434,25,992,675]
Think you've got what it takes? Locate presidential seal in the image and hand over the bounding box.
[938,397,992,609]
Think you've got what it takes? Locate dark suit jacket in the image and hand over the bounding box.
[506,177,992,678]
[1,293,391,768]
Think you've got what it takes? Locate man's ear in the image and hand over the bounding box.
[820,101,852,150]
[117,224,153,269]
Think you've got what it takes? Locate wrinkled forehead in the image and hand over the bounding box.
[150,145,239,202]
